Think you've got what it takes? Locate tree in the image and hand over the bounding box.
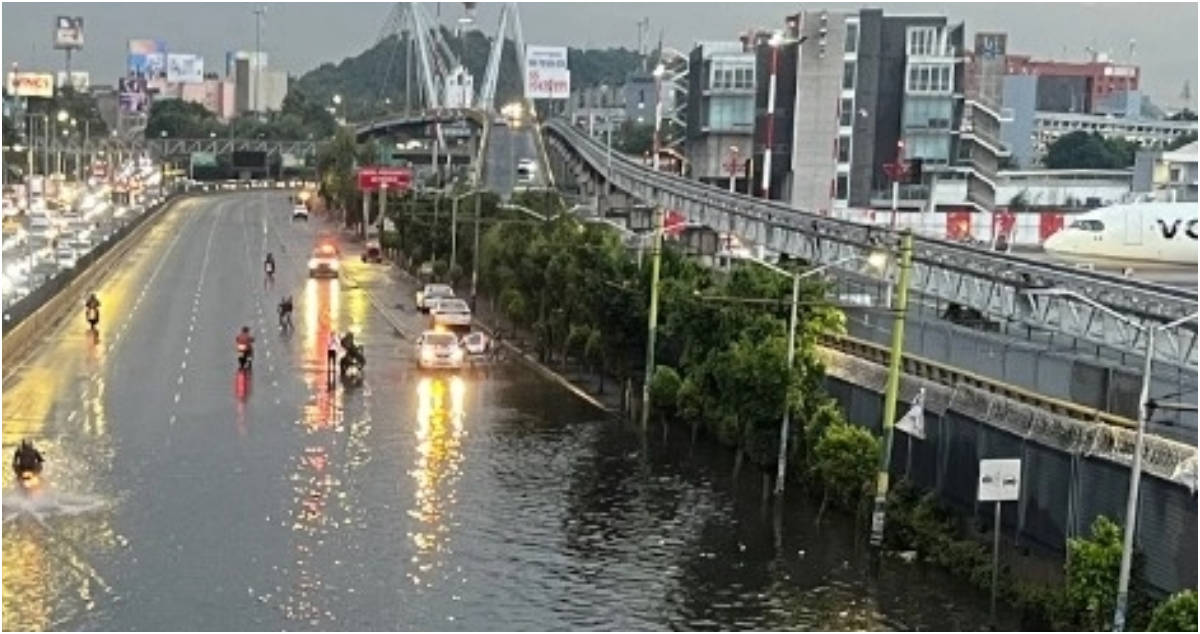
[1167,108,1197,121]
[614,121,655,154]
[147,98,221,138]
[1166,131,1197,151]
[1064,516,1125,631]
[1147,589,1197,632]
[1043,131,1133,169]
[648,365,682,421]
[812,419,880,516]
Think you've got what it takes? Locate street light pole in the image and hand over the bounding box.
[775,271,799,494]
[640,205,665,430]
[470,190,482,310]
[652,64,665,172]
[762,33,782,199]
[869,229,914,550]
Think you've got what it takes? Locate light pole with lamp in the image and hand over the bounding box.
[331,94,344,125]
[761,31,803,199]
[868,229,915,552]
[651,63,666,173]
[54,109,69,177]
[1017,287,1198,632]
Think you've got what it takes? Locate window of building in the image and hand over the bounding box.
[835,174,849,200]
[837,135,851,163]
[839,97,854,126]
[907,26,937,56]
[845,23,859,53]
[843,62,856,90]
[906,63,952,92]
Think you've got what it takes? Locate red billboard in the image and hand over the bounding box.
[357,166,412,192]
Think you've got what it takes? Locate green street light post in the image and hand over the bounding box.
[869,229,914,551]
[640,206,666,431]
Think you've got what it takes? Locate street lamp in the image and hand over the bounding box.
[56,109,69,123]
[651,63,666,173]
[868,229,915,552]
[1017,287,1199,632]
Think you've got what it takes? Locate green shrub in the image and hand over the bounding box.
[1065,516,1125,631]
[649,365,683,421]
[811,421,879,512]
[1147,589,1197,632]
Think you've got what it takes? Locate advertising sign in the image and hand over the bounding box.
[53,16,84,50]
[128,39,168,78]
[56,71,90,91]
[6,72,54,98]
[357,167,412,192]
[166,54,204,83]
[118,76,149,113]
[524,45,570,99]
[281,153,304,169]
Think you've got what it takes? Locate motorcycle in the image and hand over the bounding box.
[237,343,254,371]
[12,449,43,487]
[86,305,99,331]
[339,349,365,387]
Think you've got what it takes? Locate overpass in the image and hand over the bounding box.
[29,135,319,160]
[543,117,1199,434]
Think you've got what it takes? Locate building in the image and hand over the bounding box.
[1006,53,1139,114]
[229,50,287,114]
[684,41,755,189]
[442,65,474,109]
[1133,140,1199,201]
[623,71,658,125]
[751,9,1001,214]
[958,33,1011,212]
[567,83,626,137]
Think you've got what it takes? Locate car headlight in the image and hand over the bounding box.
[416,292,425,304]
[450,348,463,360]
[421,349,435,361]
[330,260,340,270]
[307,258,318,268]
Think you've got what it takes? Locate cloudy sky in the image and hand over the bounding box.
[3,2,1196,107]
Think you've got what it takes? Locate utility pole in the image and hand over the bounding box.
[869,230,914,551]
[253,6,266,114]
[470,190,481,310]
[640,205,665,430]
[774,272,800,495]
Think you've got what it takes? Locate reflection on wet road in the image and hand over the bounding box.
[3,192,1008,630]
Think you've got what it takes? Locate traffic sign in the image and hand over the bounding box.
[357,166,412,192]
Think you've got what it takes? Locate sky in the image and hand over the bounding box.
[2,1,1197,108]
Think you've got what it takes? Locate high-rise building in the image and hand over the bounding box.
[1005,53,1139,114]
[228,50,287,114]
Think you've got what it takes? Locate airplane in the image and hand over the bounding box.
[1042,201,1198,267]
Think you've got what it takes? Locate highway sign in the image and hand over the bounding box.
[977,458,1021,502]
[357,166,412,192]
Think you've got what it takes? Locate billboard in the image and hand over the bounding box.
[6,72,54,98]
[56,71,90,91]
[128,39,167,78]
[167,54,204,83]
[118,76,149,113]
[525,45,570,99]
[357,167,412,192]
[190,152,217,168]
[53,16,84,50]
[232,151,267,169]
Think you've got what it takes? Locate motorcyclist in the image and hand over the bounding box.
[236,326,255,361]
[340,331,364,375]
[12,439,44,475]
[278,295,294,330]
[85,293,101,328]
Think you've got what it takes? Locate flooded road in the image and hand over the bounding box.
[3,192,1007,630]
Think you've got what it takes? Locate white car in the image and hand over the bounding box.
[55,247,79,269]
[416,330,464,370]
[308,244,340,278]
[416,283,455,313]
[292,204,309,221]
[430,297,472,331]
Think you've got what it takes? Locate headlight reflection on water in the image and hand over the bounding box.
[408,376,466,587]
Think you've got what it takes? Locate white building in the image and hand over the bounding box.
[1033,111,1197,157]
[442,66,474,110]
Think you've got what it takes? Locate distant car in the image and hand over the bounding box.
[55,247,79,269]
[430,297,472,332]
[493,116,508,127]
[307,243,340,278]
[460,331,492,364]
[361,240,383,263]
[416,283,455,313]
[292,204,309,221]
[416,330,464,370]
